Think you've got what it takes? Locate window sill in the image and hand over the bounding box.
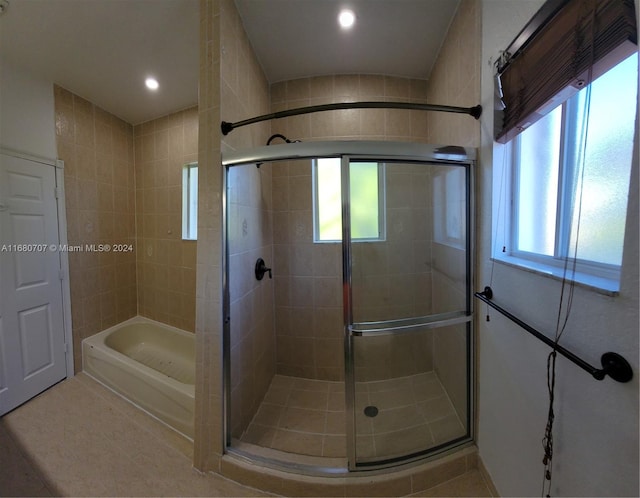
[491,253,620,296]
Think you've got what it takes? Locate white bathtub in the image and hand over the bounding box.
[82,316,195,439]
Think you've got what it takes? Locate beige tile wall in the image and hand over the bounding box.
[194,0,482,470]
[270,75,431,143]
[194,0,222,471]
[227,162,275,438]
[221,0,273,438]
[425,0,481,148]
[271,158,344,381]
[195,0,271,469]
[270,76,436,381]
[133,108,199,332]
[54,85,137,372]
[425,0,481,424]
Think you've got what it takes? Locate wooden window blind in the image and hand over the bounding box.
[495,0,637,143]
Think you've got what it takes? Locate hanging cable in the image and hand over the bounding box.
[487,143,510,322]
[542,3,596,494]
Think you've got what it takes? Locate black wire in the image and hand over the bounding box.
[542,2,596,494]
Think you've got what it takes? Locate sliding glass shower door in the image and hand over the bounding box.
[223,142,474,473]
[344,159,473,469]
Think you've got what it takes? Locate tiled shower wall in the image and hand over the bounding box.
[133,108,199,332]
[193,0,482,471]
[54,85,137,372]
[219,0,273,440]
[425,0,481,424]
[270,75,436,381]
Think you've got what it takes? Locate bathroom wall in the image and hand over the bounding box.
[219,0,272,440]
[133,108,199,332]
[270,75,436,381]
[54,85,137,372]
[0,60,57,159]
[424,0,481,428]
[478,1,639,496]
[194,0,271,468]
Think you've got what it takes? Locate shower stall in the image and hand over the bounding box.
[223,141,474,472]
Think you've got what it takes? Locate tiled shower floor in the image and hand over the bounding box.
[239,372,466,460]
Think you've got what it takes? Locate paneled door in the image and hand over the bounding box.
[0,153,67,415]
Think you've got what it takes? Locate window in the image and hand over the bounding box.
[182,163,198,240]
[496,53,638,291]
[313,158,385,242]
[433,167,465,250]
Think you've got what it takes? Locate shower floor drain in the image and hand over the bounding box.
[364,405,379,418]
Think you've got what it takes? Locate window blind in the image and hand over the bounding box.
[495,0,637,144]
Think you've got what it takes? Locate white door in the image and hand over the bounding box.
[0,153,67,415]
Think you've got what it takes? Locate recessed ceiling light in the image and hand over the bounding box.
[145,77,159,91]
[338,9,355,29]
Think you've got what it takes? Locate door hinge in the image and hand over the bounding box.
[64,343,69,354]
[54,187,60,199]
[58,269,65,280]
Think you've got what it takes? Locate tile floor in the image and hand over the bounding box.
[0,374,267,497]
[239,371,466,462]
[1,373,492,497]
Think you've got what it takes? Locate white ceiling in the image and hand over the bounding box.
[234,0,461,83]
[0,0,460,125]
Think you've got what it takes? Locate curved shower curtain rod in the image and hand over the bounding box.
[220,101,483,136]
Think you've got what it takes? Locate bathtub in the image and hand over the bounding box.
[82,316,195,439]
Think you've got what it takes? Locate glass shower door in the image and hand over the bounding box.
[344,159,473,468]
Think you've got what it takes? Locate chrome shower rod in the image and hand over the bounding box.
[221,101,482,136]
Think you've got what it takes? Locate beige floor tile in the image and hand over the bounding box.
[430,415,466,445]
[322,435,347,457]
[325,410,346,435]
[271,429,324,455]
[328,390,345,411]
[293,377,330,392]
[410,470,493,497]
[242,423,278,447]
[0,375,268,497]
[240,372,465,463]
[252,402,285,427]
[374,424,434,458]
[0,422,55,497]
[279,406,327,433]
[287,388,329,410]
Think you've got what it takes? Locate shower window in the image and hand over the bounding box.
[182,162,198,240]
[313,158,386,242]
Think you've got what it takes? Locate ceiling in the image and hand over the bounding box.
[0,0,460,125]
[233,0,461,83]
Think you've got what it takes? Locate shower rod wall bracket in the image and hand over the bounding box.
[221,101,482,136]
[475,286,633,383]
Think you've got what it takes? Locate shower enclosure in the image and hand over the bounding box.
[223,141,474,472]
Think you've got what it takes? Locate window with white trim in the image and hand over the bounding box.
[495,52,637,291]
[182,162,198,240]
[313,158,385,242]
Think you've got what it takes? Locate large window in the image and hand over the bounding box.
[497,52,637,290]
[313,158,385,242]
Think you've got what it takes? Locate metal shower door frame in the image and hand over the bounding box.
[222,141,476,473]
